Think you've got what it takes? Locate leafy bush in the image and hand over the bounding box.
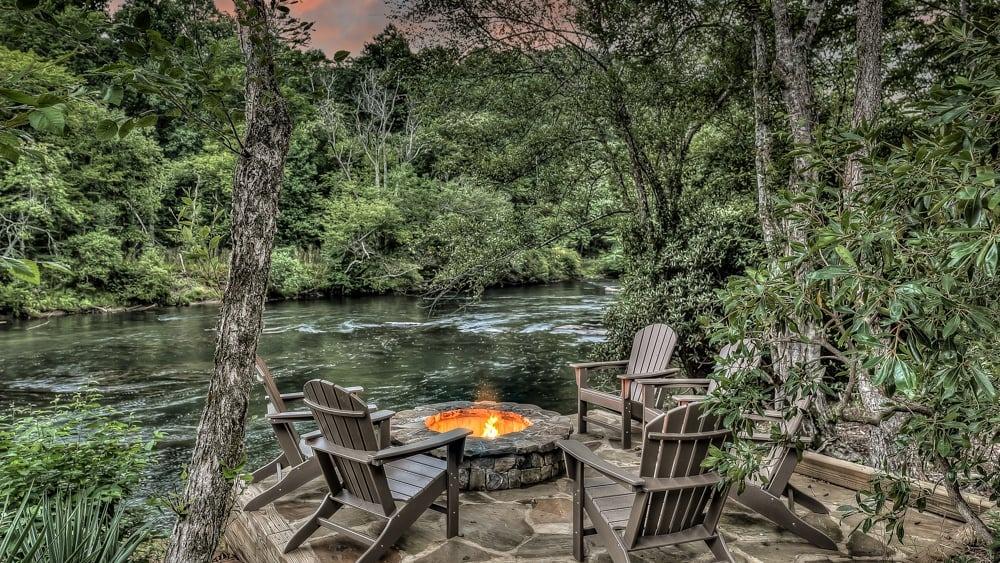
[602,191,763,373]
[117,249,176,304]
[503,247,582,285]
[59,230,125,290]
[1,488,148,563]
[0,395,157,503]
[268,247,321,298]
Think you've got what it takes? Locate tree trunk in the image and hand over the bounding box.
[842,0,898,469]
[769,0,826,388]
[934,454,996,546]
[164,2,293,561]
[749,6,779,255]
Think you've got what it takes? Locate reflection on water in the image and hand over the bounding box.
[0,282,613,512]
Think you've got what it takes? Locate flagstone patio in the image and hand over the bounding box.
[226,412,967,562]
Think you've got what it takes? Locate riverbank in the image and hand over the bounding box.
[0,252,621,321]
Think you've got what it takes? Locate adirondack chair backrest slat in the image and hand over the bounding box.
[760,393,812,485]
[303,379,394,514]
[625,324,679,402]
[255,356,304,464]
[255,356,288,412]
[627,402,728,545]
[704,341,762,395]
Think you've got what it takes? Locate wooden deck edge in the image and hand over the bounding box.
[795,451,996,522]
[224,483,320,563]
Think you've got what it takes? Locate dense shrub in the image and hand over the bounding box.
[59,230,125,290]
[503,247,582,285]
[268,247,321,298]
[0,395,157,503]
[601,190,763,374]
[117,249,176,304]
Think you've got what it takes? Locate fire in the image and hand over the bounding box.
[482,414,501,439]
[425,407,532,439]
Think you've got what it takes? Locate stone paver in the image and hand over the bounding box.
[226,412,964,562]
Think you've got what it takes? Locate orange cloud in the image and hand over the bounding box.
[110,0,388,56]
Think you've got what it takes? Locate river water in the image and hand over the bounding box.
[0,282,614,510]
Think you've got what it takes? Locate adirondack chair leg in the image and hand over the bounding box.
[250,454,284,483]
[568,460,585,561]
[786,482,829,514]
[731,485,838,550]
[446,441,462,538]
[360,477,446,563]
[620,401,632,449]
[705,534,735,563]
[577,398,588,434]
[283,494,341,553]
[245,457,321,511]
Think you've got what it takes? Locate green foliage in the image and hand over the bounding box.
[706,15,1000,543]
[0,488,148,563]
[0,394,158,503]
[601,128,764,373]
[60,230,124,289]
[268,247,321,298]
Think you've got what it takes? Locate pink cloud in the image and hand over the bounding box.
[111,0,388,56]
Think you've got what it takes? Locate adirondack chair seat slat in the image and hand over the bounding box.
[631,526,716,550]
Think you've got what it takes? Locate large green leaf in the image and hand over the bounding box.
[27,104,66,134]
[95,119,119,141]
[2,257,40,285]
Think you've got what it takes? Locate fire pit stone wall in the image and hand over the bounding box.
[390,400,574,491]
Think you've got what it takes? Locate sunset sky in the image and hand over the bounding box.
[112,1,391,56]
[282,0,390,55]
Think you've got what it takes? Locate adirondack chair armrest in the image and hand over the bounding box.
[569,360,629,369]
[266,410,314,423]
[618,368,683,380]
[746,431,812,443]
[571,360,628,388]
[344,386,364,394]
[636,378,711,388]
[372,428,471,464]
[280,392,305,401]
[310,437,375,464]
[642,473,723,492]
[746,413,782,424]
[370,409,395,423]
[557,440,643,489]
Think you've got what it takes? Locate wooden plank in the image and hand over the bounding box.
[795,451,995,522]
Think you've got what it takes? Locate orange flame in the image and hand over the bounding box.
[482,414,501,439]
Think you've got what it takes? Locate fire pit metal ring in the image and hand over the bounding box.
[390,400,573,490]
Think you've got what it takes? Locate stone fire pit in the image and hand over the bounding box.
[391,401,573,491]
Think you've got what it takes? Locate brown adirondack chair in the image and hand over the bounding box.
[558,401,734,562]
[284,380,470,561]
[638,341,761,408]
[573,323,680,449]
[245,356,392,511]
[730,394,838,550]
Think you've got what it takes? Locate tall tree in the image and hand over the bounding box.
[767,0,827,386]
[164,0,293,560]
[842,0,894,468]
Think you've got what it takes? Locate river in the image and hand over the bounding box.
[0,281,614,514]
